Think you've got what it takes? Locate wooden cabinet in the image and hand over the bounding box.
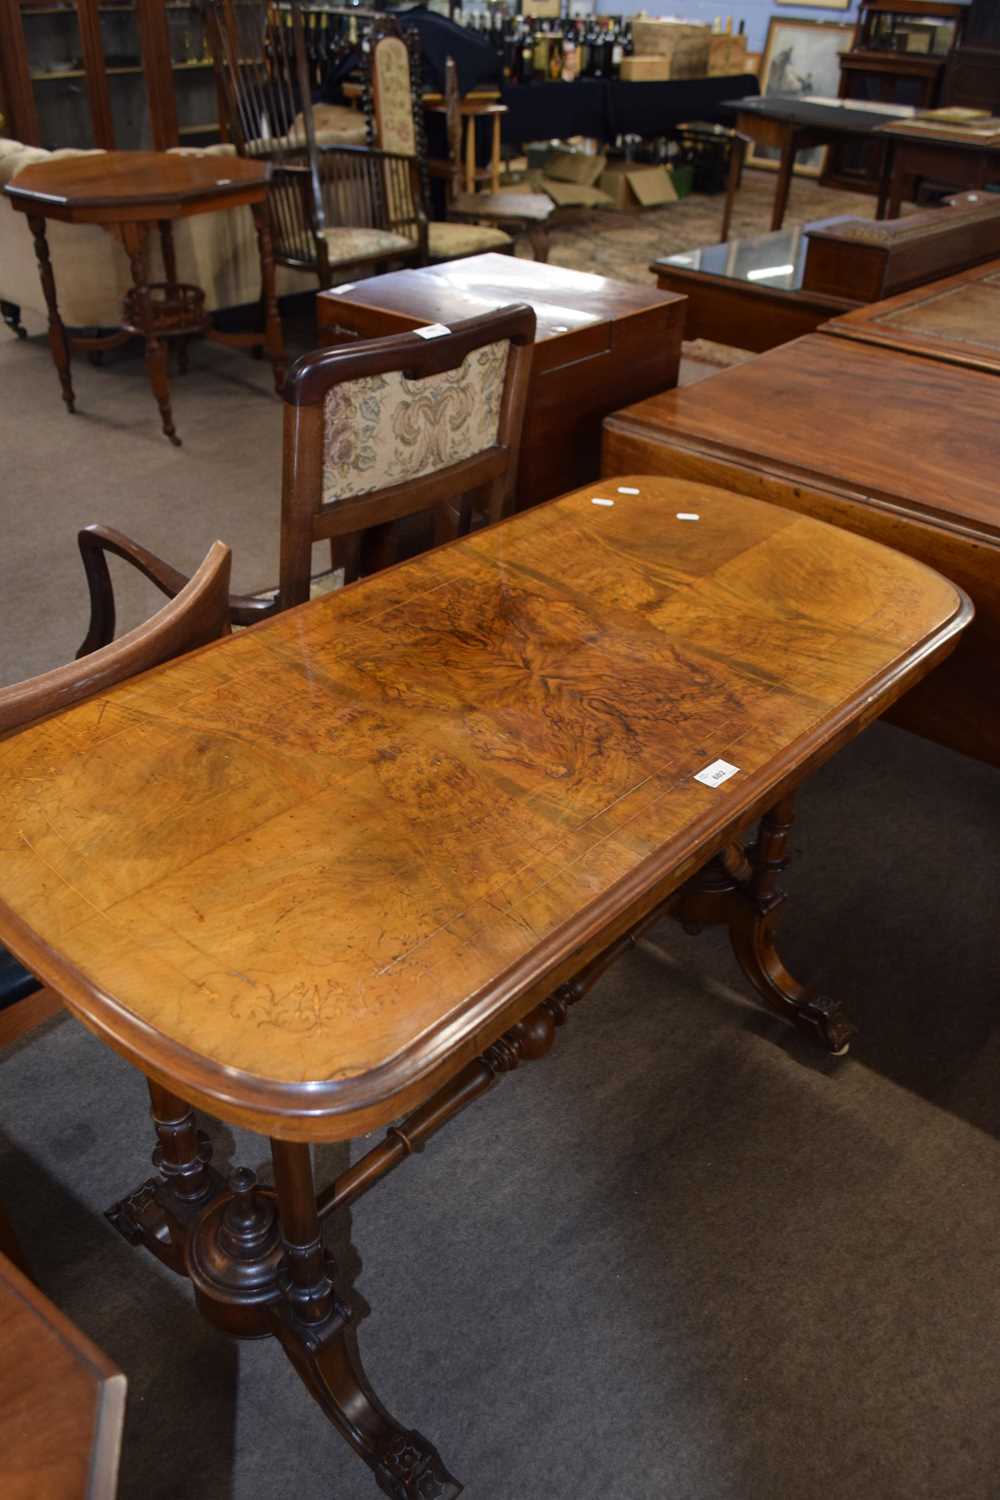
[826,0,968,192]
[0,0,224,151]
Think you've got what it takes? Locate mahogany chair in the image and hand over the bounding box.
[363,16,513,264]
[0,530,232,1023]
[204,0,424,288]
[279,302,536,608]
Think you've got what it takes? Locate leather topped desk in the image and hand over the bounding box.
[821,255,1000,373]
[603,335,1000,766]
[317,254,684,503]
[0,474,970,1498]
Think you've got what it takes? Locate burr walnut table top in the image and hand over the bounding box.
[821,258,1000,375]
[0,478,969,1140]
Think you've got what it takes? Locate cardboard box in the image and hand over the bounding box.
[707,34,748,76]
[598,162,679,210]
[630,18,711,78]
[620,55,672,82]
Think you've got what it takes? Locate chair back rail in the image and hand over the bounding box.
[278,304,537,608]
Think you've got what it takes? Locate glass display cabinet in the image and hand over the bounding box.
[0,0,221,149]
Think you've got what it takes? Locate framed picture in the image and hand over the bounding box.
[749,18,857,177]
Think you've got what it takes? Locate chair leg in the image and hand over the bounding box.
[268,1140,463,1499]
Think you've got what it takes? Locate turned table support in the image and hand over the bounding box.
[27,215,75,414]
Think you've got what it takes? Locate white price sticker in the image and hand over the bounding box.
[676,512,700,522]
[414,323,450,339]
[591,497,615,507]
[694,759,740,789]
[617,486,640,495]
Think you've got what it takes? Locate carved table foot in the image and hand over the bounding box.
[674,795,856,1055]
[269,1140,463,1498]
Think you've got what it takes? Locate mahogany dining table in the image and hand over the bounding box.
[0,475,970,1497]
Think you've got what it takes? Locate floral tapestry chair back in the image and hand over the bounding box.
[365,17,430,229]
[278,306,537,609]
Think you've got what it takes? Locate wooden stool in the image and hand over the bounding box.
[457,101,508,194]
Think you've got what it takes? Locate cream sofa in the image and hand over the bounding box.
[0,138,317,334]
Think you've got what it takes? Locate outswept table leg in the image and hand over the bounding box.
[675,794,855,1055]
[268,1139,462,1499]
[28,215,75,413]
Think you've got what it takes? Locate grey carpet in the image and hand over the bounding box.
[2,174,999,1500]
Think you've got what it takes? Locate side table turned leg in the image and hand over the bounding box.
[28,215,75,413]
[251,200,286,394]
[674,794,856,1055]
[268,1140,463,1499]
[121,221,182,446]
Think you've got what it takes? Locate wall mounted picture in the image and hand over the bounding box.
[750,18,857,177]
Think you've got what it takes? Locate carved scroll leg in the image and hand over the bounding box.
[675,796,856,1055]
[251,199,286,394]
[730,796,855,1055]
[106,1078,222,1273]
[269,1141,463,1499]
[28,216,75,412]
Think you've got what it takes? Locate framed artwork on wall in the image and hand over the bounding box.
[749,18,858,176]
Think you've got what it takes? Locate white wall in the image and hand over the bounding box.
[600,2,861,58]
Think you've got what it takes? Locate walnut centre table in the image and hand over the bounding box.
[3,151,285,446]
[0,476,970,1497]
